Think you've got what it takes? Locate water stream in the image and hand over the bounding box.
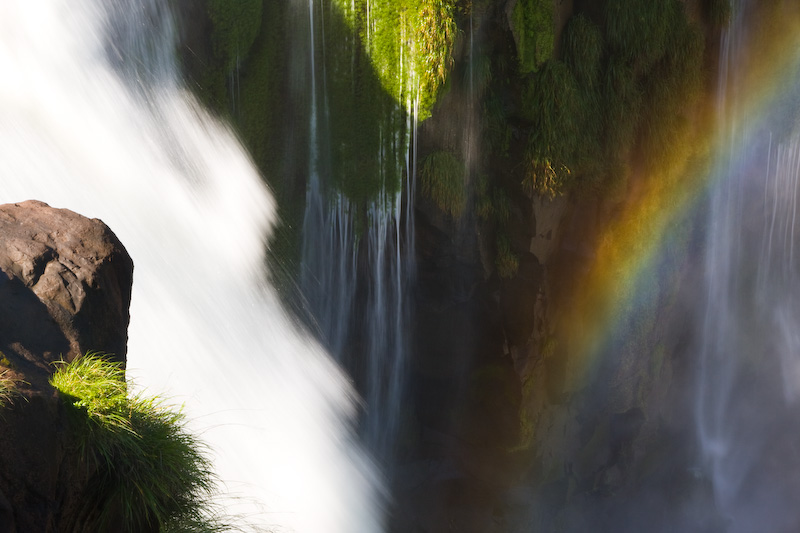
[0,1,381,531]
[696,2,800,530]
[297,0,416,470]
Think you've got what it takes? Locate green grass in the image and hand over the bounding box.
[421,150,467,218]
[0,370,15,408]
[50,353,241,532]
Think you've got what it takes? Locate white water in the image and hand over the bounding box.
[0,1,381,531]
[298,0,415,468]
[696,2,800,530]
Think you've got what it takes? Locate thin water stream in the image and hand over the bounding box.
[696,2,800,530]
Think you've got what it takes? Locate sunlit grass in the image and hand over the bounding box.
[0,370,15,408]
[50,353,251,532]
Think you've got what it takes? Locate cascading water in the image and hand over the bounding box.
[696,2,800,530]
[0,1,382,531]
[297,0,415,470]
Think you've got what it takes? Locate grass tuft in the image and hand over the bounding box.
[0,370,15,408]
[50,353,243,532]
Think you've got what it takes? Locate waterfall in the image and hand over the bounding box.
[297,0,415,472]
[696,2,800,530]
[0,1,382,531]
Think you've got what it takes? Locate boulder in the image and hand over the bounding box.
[0,200,133,387]
[0,200,133,532]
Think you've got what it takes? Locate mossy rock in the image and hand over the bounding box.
[511,0,555,74]
[421,150,466,218]
[332,0,457,120]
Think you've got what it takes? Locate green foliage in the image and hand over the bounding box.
[495,234,519,279]
[562,15,604,88]
[522,157,571,198]
[483,89,511,157]
[521,60,579,196]
[421,151,466,218]
[208,0,263,74]
[512,0,555,74]
[0,370,15,408]
[474,174,493,221]
[332,0,457,120]
[191,0,263,115]
[604,0,673,68]
[491,187,512,224]
[602,55,643,166]
[704,0,732,26]
[638,3,705,167]
[518,0,706,197]
[50,354,232,532]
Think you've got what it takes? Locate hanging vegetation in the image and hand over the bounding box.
[421,150,467,218]
[518,0,706,197]
[511,0,555,74]
[333,0,458,120]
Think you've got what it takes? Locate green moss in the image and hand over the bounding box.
[190,0,263,115]
[50,354,233,532]
[517,1,706,197]
[475,174,493,221]
[638,3,705,168]
[604,0,673,69]
[496,233,519,279]
[483,89,511,157]
[704,0,732,26]
[332,0,457,120]
[602,55,643,168]
[562,15,604,89]
[520,59,579,197]
[421,151,466,218]
[512,0,555,74]
[235,1,284,174]
[208,0,262,74]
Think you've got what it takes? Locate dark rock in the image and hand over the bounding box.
[0,200,133,532]
[0,200,133,388]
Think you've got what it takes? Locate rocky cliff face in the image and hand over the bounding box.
[169,0,721,530]
[399,0,719,530]
[0,200,133,532]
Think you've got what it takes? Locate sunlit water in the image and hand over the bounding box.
[696,2,800,531]
[0,1,382,531]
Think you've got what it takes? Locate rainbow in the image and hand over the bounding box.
[552,3,800,392]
